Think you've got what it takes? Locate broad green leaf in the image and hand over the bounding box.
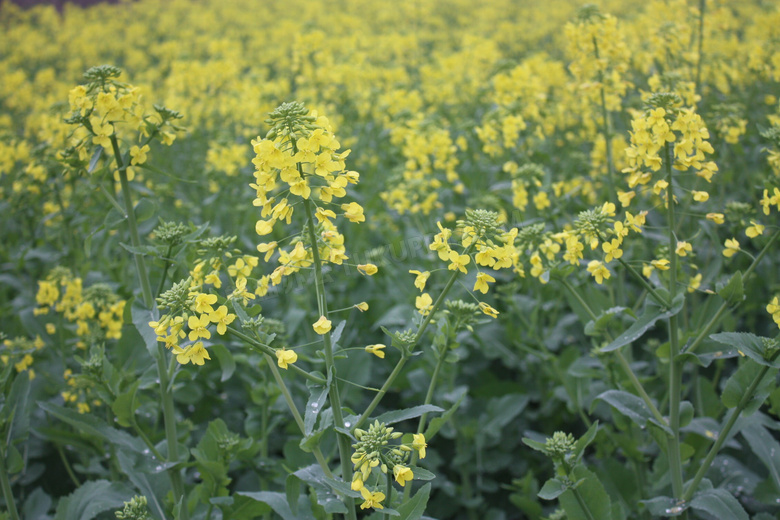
[721,361,774,414]
[5,373,31,444]
[558,465,612,520]
[410,466,435,481]
[397,482,431,520]
[119,243,159,256]
[584,307,630,337]
[690,488,748,520]
[741,421,780,490]
[211,343,236,382]
[134,197,156,222]
[131,299,160,358]
[710,332,780,368]
[304,381,329,437]
[293,464,348,514]
[88,146,103,173]
[639,496,686,516]
[116,451,167,519]
[111,380,140,428]
[54,480,132,520]
[424,386,466,440]
[39,402,144,453]
[601,294,683,352]
[538,478,566,500]
[594,390,671,435]
[716,271,743,305]
[522,437,548,454]
[286,473,301,516]
[237,491,299,520]
[572,420,599,462]
[374,404,444,426]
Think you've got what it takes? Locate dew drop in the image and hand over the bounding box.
[311,402,319,409]
[344,422,351,427]
[142,449,150,455]
[155,465,163,471]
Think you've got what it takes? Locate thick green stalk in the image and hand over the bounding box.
[682,361,774,502]
[301,196,356,520]
[664,142,685,500]
[354,244,474,430]
[226,326,325,384]
[110,134,187,519]
[0,449,20,520]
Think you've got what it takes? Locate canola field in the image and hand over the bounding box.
[2,0,780,519]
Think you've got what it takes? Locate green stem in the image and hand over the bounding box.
[354,244,473,431]
[56,443,81,487]
[573,486,598,520]
[155,244,175,298]
[685,228,780,355]
[682,361,774,502]
[130,415,165,462]
[403,345,448,502]
[109,134,187,519]
[615,256,669,308]
[263,352,334,479]
[301,196,356,520]
[664,141,685,500]
[0,448,19,520]
[558,278,668,426]
[226,326,325,384]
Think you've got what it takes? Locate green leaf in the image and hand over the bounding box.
[5,373,31,445]
[293,464,348,514]
[397,482,431,520]
[134,197,156,222]
[211,344,236,382]
[39,402,144,453]
[374,404,444,426]
[522,437,548,454]
[679,401,694,428]
[54,480,132,520]
[237,491,299,520]
[558,465,612,520]
[88,146,103,173]
[690,488,748,520]
[538,478,566,500]
[116,451,167,520]
[741,421,780,490]
[304,381,329,437]
[639,496,686,516]
[131,299,160,358]
[119,243,160,256]
[584,307,630,337]
[572,420,599,462]
[716,271,743,305]
[721,361,774,414]
[111,380,140,428]
[330,319,346,346]
[710,332,780,368]
[285,473,301,516]
[424,386,466,440]
[410,466,435,481]
[594,390,671,435]
[600,294,683,352]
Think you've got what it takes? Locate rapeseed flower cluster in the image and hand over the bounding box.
[350,420,427,510]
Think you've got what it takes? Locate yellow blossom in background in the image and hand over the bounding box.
[312,316,332,335]
[706,213,725,224]
[354,302,369,312]
[473,272,496,294]
[478,302,499,318]
[412,433,427,458]
[359,487,385,510]
[692,191,709,202]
